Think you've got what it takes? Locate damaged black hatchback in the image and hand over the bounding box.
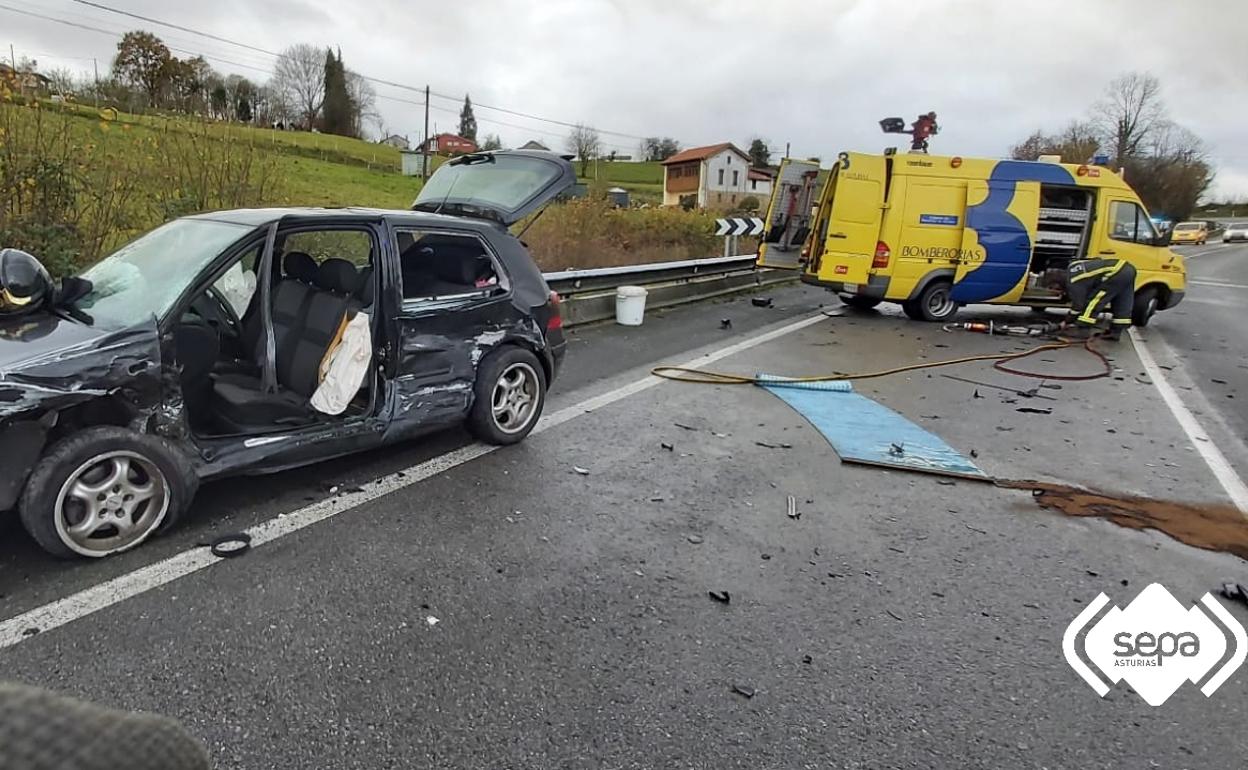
[0,150,572,558]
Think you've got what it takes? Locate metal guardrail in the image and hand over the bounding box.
[542,254,757,297]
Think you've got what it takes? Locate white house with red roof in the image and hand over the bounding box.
[660,142,753,208]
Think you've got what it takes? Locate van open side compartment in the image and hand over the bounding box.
[1022,186,1095,303]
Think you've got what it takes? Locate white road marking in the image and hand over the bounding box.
[1129,328,1248,513]
[1190,279,1248,290]
[0,312,832,649]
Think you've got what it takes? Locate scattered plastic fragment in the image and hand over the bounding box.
[751,297,774,308]
[708,590,730,604]
[755,441,793,449]
[801,654,813,665]
[885,609,904,621]
[786,495,799,520]
[573,466,590,475]
[1016,407,1052,415]
[889,442,905,456]
[731,684,756,698]
[720,318,733,329]
[660,442,674,451]
[687,534,704,544]
[425,616,440,627]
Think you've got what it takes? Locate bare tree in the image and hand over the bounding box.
[272,44,326,130]
[46,67,77,98]
[346,70,378,139]
[1093,72,1165,165]
[566,124,601,176]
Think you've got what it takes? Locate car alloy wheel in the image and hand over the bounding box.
[925,284,956,319]
[53,450,170,556]
[491,361,540,435]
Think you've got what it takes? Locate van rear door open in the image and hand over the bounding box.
[757,159,821,269]
[818,153,886,286]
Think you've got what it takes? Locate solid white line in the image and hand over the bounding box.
[1190,279,1248,290]
[1129,328,1248,513]
[0,311,832,649]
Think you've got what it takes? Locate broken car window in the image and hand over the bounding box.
[396,230,500,301]
[76,219,252,330]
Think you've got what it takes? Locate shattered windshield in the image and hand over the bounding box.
[77,219,252,330]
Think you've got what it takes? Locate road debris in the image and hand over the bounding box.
[660,442,674,451]
[889,443,905,456]
[1219,583,1247,607]
[755,440,793,449]
[885,609,904,621]
[761,553,772,560]
[425,616,440,627]
[674,422,698,431]
[731,684,756,699]
[786,495,799,520]
[208,533,252,559]
[687,534,704,544]
[937,479,956,486]
[572,466,590,475]
[751,297,774,308]
[801,654,813,665]
[720,318,733,330]
[1016,407,1052,415]
[708,590,731,604]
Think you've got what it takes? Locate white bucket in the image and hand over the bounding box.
[615,285,648,326]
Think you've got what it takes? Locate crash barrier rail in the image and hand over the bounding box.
[542,255,794,327]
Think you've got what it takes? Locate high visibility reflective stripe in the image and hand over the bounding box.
[1070,259,1127,283]
[1078,290,1107,323]
[1112,318,1132,325]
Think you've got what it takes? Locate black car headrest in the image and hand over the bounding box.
[432,248,491,286]
[283,251,317,283]
[315,258,360,295]
[356,266,375,306]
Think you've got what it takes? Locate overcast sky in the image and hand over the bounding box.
[7,0,1247,198]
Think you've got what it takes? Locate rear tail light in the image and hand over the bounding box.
[547,290,563,331]
[872,241,891,269]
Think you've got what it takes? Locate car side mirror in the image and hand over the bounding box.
[1155,230,1172,247]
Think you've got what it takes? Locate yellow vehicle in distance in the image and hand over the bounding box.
[757,152,1186,325]
[1170,221,1209,245]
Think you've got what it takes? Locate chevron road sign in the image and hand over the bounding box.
[714,217,764,237]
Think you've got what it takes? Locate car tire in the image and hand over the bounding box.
[1132,287,1160,327]
[18,426,197,559]
[838,294,882,310]
[467,346,547,446]
[906,280,959,322]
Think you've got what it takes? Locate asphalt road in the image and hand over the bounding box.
[2,279,1246,769]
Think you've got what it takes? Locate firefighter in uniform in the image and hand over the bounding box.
[1064,257,1136,340]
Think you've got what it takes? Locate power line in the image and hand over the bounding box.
[67,0,653,141]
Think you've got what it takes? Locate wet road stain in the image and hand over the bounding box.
[999,480,1248,560]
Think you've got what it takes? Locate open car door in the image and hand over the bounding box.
[757,159,821,269]
[412,150,576,226]
[816,153,886,286]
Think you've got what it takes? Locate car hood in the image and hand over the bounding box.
[0,311,162,422]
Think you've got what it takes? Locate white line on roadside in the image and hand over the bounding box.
[0,312,833,649]
[1190,279,1248,290]
[1129,329,1248,513]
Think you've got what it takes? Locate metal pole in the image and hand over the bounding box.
[723,235,731,258]
[92,58,99,108]
[422,85,430,179]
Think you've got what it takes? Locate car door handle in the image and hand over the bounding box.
[828,232,848,239]
[1099,249,1116,256]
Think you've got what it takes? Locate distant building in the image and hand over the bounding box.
[0,62,51,94]
[660,142,752,208]
[519,140,550,151]
[419,133,478,155]
[746,168,774,200]
[380,134,410,150]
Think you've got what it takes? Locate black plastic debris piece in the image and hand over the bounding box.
[973,389,984,399]
[1219,583,1248,606]
[720,318,733,329]
[1121,579,1129,586]
[708,590,731,604]
[761,553,772,560]
[1212,378,1227,385]
[755,441,793,449]
[209,533,252,558]
[674,422,698,431]
[21,627,39,637]
[970,449,979,458]
[731,683,756,699]
[660,442,674,451]
[937,479,956,486]
[1085,569,1100,577]
[751,297,774,308]
[889,443,905,456]
[802,654,813,665]
[885,609,904,621]
[1016,407,1052,415]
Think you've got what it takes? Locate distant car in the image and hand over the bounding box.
[1222,222,1248,243]
[0,150,573,558]
[1170,221,1208,245]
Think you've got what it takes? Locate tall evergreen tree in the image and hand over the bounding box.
[459,94,478,141]
[321,48,353,136]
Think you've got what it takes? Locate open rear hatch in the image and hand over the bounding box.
[412,150,576,226]
[757,159,822,269]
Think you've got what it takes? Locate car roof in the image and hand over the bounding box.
[186,207,500,233]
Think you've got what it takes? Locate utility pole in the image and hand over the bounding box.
[92,58,99,108]
[422,84,430,179]
[784,142,790,159]
[10,44,20,98]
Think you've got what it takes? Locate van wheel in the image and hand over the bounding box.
[838,295,881,310]
[468,347,547,445]
[905,281,958,322]
[18,427,197,559]
[1132,287,1160,327]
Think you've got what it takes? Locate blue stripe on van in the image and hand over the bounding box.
[953,161,1076,303]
